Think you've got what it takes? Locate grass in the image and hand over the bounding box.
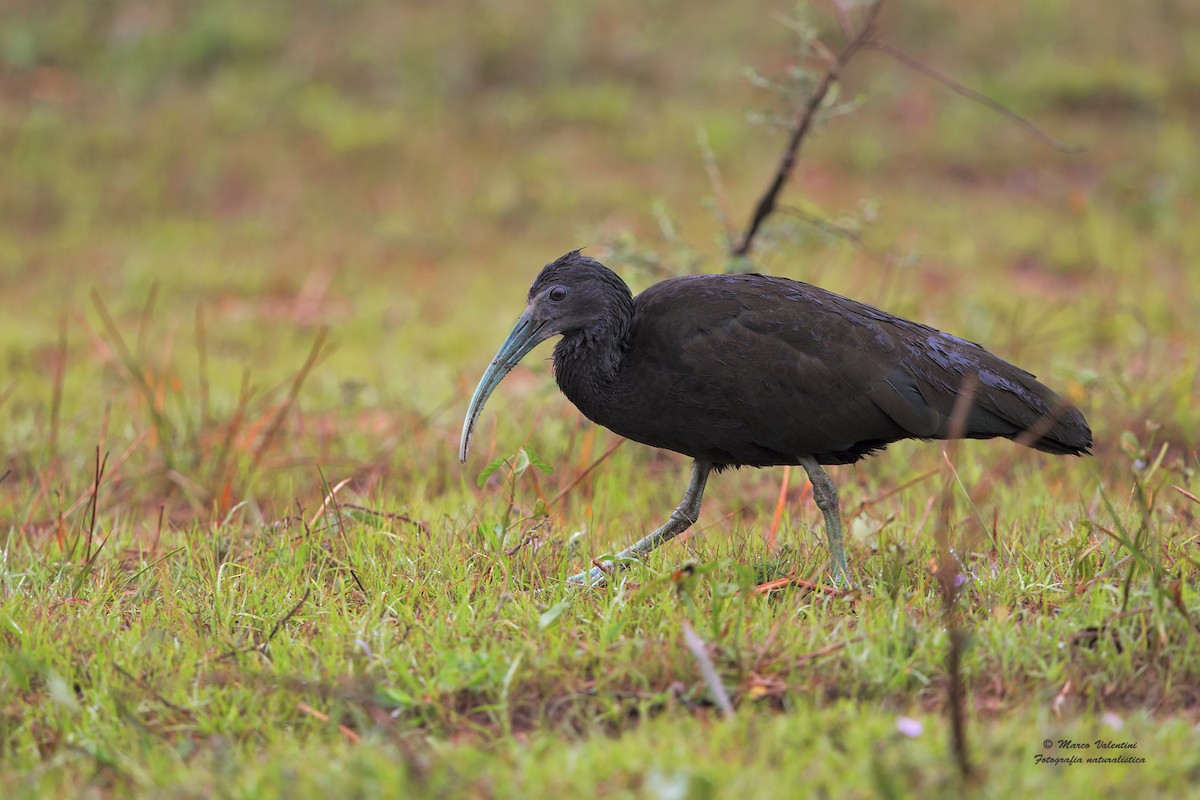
[2,0,1200,796]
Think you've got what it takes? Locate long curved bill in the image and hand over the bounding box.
[459,306,552,462]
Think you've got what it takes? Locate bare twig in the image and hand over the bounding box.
[830,0,855,40]
[85,447,110,562]
[681,621,735,719]
[736,0,1081,261]
[1173,485,1200,506]
[504,518,550,556]
[867,40,1082,154]
[315,467,368,596]
[307,475,354,530]
[210,370,253,510]
[1011,402,1075,452]
[937,377,979,784]
[851,466,940,518]
[752,575,843,597]
[734,0,885,257]
[215,588,311,662]
[797,636,859,666]
[264,589,312,646]
[296,702,361,744]
[151,503,166,556]
[776,204,895,264]
[944,613,973,780]
[338,503,432,535]
[548,437,626,507]
[731,6,891,549]
[26,430,151,535]
[114,662,195,718]
[765,464,794,549]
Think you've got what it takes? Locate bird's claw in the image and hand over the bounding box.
[565,559,617,587]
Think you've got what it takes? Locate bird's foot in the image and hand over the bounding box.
[831,574,855,592]
[828,551,856,592]
[565,558,619,587]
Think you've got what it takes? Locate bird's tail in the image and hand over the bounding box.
[956,360,1092,457]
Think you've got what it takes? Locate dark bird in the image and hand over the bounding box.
[459,251,1092,586]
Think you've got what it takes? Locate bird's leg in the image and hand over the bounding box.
[566,460,712,586]
[798,456,852,588]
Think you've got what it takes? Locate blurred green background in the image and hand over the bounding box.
[3,1,1197,463]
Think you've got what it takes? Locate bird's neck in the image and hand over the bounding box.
[552,319,630,418]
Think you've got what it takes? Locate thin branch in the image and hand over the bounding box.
[295,701,361,744]
[315,466,368,596]
[794,633,867,665]
[776,204,894,264]
[830,0,855,40]
[264,589,312,647]
[32,430,151,529]
[1173,485,1200,506]
[113,662,195,718]
[338,504,432,536]
[214,588,311,662]
[765,463,793,549]
[867,39,1082,154]
[734,0,885,257]
[753,574,844,597]
[850,466,940,518]
[307,474,354,530]
[548,437,626,507]
[681,621,735,719]
[85,447,109,562]
[937,377,979,784]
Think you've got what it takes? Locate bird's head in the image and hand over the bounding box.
[458,251,632,462]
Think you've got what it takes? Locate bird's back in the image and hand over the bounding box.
[591,273,1091,467]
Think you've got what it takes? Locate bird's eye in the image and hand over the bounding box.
[548,286,568,302]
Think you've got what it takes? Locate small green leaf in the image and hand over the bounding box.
[477,455,508,488]
[524,448,554,475]
[47,672,80,713]
[513,448,531,475]
[538,598,571,630]
[378,686,415,709]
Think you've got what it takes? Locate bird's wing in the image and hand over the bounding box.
[727,277,1079,456]
[628,275,921,463]
[627,274,1085,464]
[720,281,925,459]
